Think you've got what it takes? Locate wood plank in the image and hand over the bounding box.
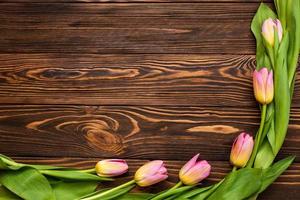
[12,157,300,200]
[0,3,261,54]
[0,105,299,161]
[1,54,299,106]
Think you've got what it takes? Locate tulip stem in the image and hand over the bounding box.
[247,104,267,168]
[151,182,184,200]
[80,168,96,173]
[232,166,237,172]
[80,180,136,200]
[170,181,183,190]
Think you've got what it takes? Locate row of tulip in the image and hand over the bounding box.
[81,131,253,200]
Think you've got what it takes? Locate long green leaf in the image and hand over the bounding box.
[53,181,98,200]
[150,186,193,200]
[260,156,295,193]
[100,185,135,200]
[0,167,55,200]
[254,140,275,169]
[251,3,276,68]
[207,168,262,200]
[117,193,154,200]
[273,33,290,154]
[0,154,65,171]
[193,180,223,200]
[79,185,135,200]
[0,186,22,200]
[287,0,300,86]
[0,156,22,170]
[248,156,295,199]
[40,169,112,181]
[175,185,213,199]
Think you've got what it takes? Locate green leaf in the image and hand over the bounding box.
[266,120,276,153]
[207,168,262,200]
[254,141,275,169]
[287,0,300,85]
[175,185,213,199]
[101,185,136,200]
[117,193,154,200]
[248,156,295,199]
[80,185,135,200]
[52,181,98,200]
[274,0,287,29]
[0,154,64,171]
[273,34,291,155]
[259,156,295,193]
[0,156,22,170]
[150,186,193,200]
[40,169,112,181]
[0,167,55,200]
[193,180,224,200]
[257,103,275,153]
[0,186,22,200]
[251,3,276,68]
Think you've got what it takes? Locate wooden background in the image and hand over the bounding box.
[0,0,299,199]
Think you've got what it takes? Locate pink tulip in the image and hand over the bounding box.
[230,132,254,168]
[95,159,128,177]
[262,18,283,46]
[179,154,211,185]
[134,160,168,187]
[253,67,274,105]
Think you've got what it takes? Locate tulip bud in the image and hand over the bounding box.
[179,154,211,185]
[230,132,254,168]
[253,67,274,105]
[95,159,128,177]
[262,18,283,46]
[134,160,168,187]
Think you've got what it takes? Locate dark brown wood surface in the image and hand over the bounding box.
[0,0,299,199]
[1,3,259,54]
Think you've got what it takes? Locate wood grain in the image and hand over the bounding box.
[1,0,299,198]
[0,3,261,54]
[1,54,299,106]
[0,105,299,161]
[13,157,300,200]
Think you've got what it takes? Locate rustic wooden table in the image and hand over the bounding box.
[0,0,299,199]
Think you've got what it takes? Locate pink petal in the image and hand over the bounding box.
[135,160,164,182]
[265,70,274,103]
[96,160,128,177]
[230,133,254,168]
[108,159,127,163]
[137,174,168,187]
[231,133,245,161]
[179,154,199,177]
[275,19,283,42]
[253,70,266,103]
[181,161,211,185]
[158,165,167,174]
[262,18,275,46]
[259,68,268,83]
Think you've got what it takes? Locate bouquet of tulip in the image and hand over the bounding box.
[0,0,299,199]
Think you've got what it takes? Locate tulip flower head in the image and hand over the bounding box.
[253,67,274,105]
[134,160,168,187]
[95,159,128,177]
[230,132,254,168]
[179,154,211,185]
[262,18,283,46]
